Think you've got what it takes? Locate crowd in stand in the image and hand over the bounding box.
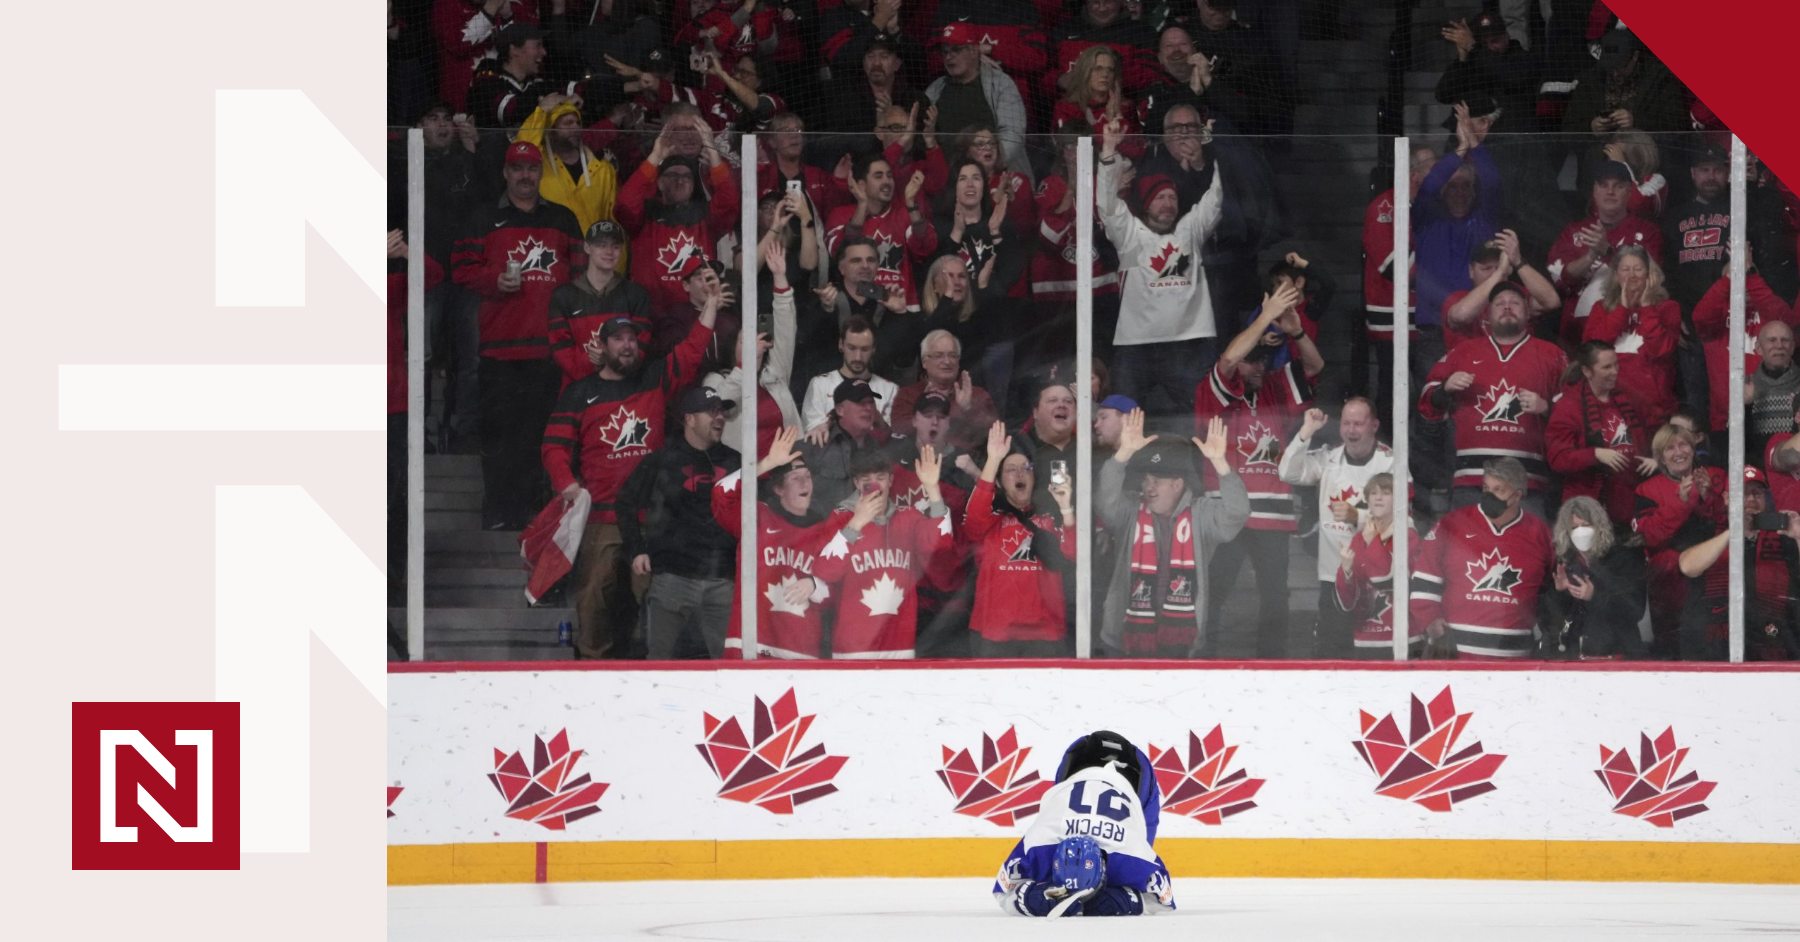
[387,0,1800,663]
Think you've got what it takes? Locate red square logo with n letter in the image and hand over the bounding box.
[71,702,241,870]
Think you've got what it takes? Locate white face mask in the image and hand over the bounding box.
[1570,525,1597,553]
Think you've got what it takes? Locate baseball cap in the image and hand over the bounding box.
[495,21,543,48]
[1693,143,1729,167]
[678,385,734,415]
[833,379,884,406]
[1098,394,1138,414]
[1489,280,1529,303]
[642,46,675,72]
[597,316,640,341]
[504,141,542,165]
[937,22,982,47]
[1470,12,1506,40]
[1746,465,1767,484]
[864,36,903,58]
[1593,159,1633,184]
[1597,30,1638,71]
[913,391,952,416]
[659,155,701,178]
[1126,439,1196,480]
[585,220,626,245]
[417,101,455,123]
[679,256,724,282]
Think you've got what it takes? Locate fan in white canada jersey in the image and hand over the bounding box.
[994,731,1175,918]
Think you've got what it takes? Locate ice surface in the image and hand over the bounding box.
[389,876,1800,941]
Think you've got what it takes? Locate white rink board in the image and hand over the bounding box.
[387,667,1800,846]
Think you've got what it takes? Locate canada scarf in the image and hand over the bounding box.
[1123,506,1198,654]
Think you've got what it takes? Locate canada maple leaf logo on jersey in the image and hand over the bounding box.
[1003,528,1037,563]
[820,532,849,560]
[656,231,703,274]
[1477,379,1525,424]
[764,575,814,617]
[1602,414,1631,447]
[894,484,927,510]
[508,236,557,275]
[861,573,905,616]
[1148,241,1191,279]
[1614,318,1646,355]
[1334,485,1365,509]
[1467,549,1522,596]
[1236,421,1281,466]
[599,408,650,452]
[874,235,902,273]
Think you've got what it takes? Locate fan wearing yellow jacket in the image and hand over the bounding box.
[514,96,621,253]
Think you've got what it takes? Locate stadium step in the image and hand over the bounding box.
[427,510,482,532]
[426,530,519,553]
[430,566,529,588]
[424,489,481,512]
[427,550,524,572]
[425,585,534,609]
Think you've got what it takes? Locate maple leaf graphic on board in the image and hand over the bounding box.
[861,573,905,616]
[1148,726,1265,825]
[937,726,1052,827]
[1595,727,1717,828]
[487,729,609,830]
[1353,687,1504,812]
[697,689,848,814]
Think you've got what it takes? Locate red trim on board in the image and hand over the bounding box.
[535,842,547,883]
[391,658,1800,674]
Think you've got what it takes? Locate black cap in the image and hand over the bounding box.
[495,21,544,48]
[1693,144,1729,167]
[417,100,455,123]
[659,155,701,178]
[678,385,734,415]
[1470,12,1506,39]
[913,391,952,416]
[597,316,640,341]
[863,36,903,59]
[833,379,883,406]
[1593,159,1634,184]
[1126,439,1196,480]
[1490,280,1529,303]
[585,220,626,245]
[643,46,675,72]
[1597,30,1638,71]
[1243,339,1280,363]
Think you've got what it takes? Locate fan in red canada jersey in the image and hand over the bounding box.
[811,441,955,658]
[711,427,854,660]
[1410,457,1554,659]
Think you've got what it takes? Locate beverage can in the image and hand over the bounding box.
[557,620,572,646]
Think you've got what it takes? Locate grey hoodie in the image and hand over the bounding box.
[1096,456,1250,655]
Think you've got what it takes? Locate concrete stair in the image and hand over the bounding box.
[407,455,575,661]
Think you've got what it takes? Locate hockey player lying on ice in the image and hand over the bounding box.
[994,730,1176,917]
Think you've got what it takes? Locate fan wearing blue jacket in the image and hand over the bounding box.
[993,730,1176,918]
